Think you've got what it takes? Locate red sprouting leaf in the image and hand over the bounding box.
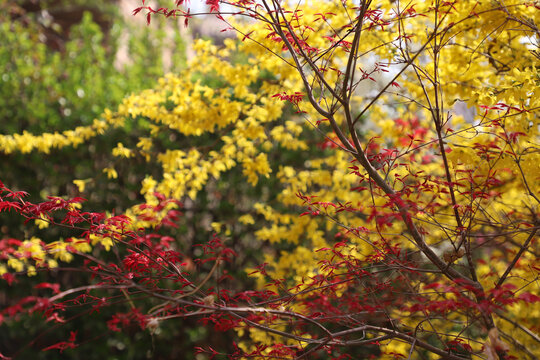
[351,186,368,192]
[0,201,21,212]
[153,192,166,202]
[2,273,16,285]
[424,282,441,290]
[242,31,254,41]
[6,191,29,199]
[69,197,87,204]
[206,0,220,13]
[333,241,347,249]
[46,312,66,323]
[184,9,191,27]
[315,247,331,252]
[507,132,526,143]
[160,218,178,228]
[300,209,319,217]
[248,262,268,276]
[315,118,329,126]
[35,283,60,294]
[272,92,304,106]
[518,292,540,303]
[41,331,78,353]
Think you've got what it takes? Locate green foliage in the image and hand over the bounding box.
[0,8,184,133]
[0,2,186,206]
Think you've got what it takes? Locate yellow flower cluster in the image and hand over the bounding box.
[0,111,123,154]
[0,236,91,277]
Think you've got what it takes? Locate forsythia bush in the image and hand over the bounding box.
[0,0,538,359]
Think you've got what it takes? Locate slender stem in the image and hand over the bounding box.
[495,227,538,289]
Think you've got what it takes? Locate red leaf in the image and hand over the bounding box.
[46,312,66,323]
[184,9,191,27]
[6,190,29,199]
[424,282,441,290]
[206,0,220,13]
[1,273,16,285]
[41,331,78,353]
[0,201,21,212]
[35,283,60,294]
[519,292,540,303]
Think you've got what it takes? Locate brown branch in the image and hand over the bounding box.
[495,227,538,289]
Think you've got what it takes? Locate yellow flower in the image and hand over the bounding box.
[103,167,118,179]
